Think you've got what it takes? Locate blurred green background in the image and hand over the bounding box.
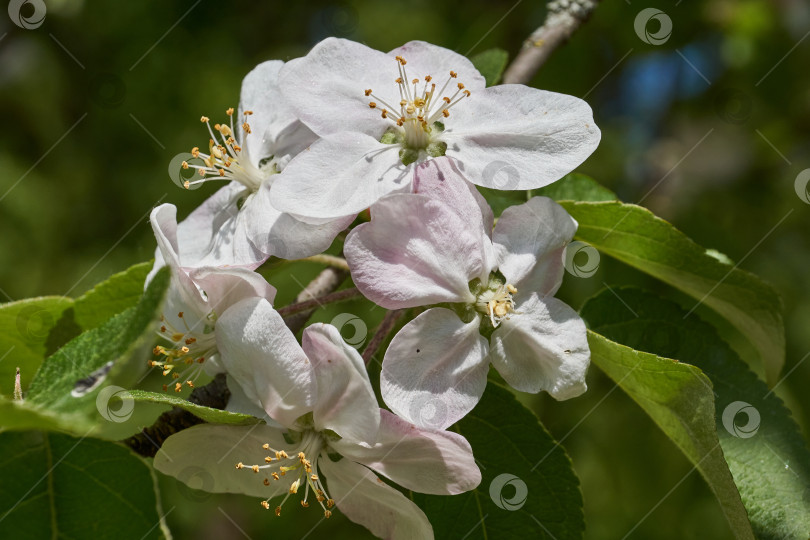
[1,0,809,538]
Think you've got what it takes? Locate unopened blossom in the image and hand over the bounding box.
[345,157,590,429]
[146,204,276,390]
[154,298,480,539]
[270,38,600,219]
[170,60,352,267]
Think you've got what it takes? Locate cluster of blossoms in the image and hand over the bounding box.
[146,38,599,539]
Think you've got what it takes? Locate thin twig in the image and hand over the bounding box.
[277,287,362,318]
[284,266,349,334]
[299,254,351,271]
[501,0,601,85]
[363,310,405,365]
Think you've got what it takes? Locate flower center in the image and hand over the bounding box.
[474,282,518,328]
[236,430,335,519]
[365,55,471,164]
[181,108,278,193]
[150,310,218,392]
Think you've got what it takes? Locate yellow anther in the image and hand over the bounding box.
[364,89,372,96]
[181,161,189,170]
[263,478,270,486]
[252,465,259,473]
[236,462,244,469]
[324,510,332,519]
[442,110,450,118]
[450,71,457,78]
[457,83,465,90]
[301,500,310,508]
[506,284,518,294]
[226,107,234,116]
[200,116,209,123]
[368,102,377,108]
[261,500,270,509]
[275,506,282,517]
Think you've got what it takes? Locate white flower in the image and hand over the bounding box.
[146,204,276,389]
[172,60,352,267]
[344,157,590,429]
[153,298,480,539]
[269,38,601,219]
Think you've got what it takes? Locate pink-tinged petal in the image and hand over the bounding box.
[319,457,434,540]
[154,424,295,498]
[245,183,353,260]
[388,41,486,92]
[270,132,411,220]
[445,85,600,190]
[345,195,483,309]
[413,156,497,280]
[333,409,481,495]
[216,297,315,427]
[492,196,577,295]
[239,60,318,163]
[188,266,276,317]
[149,204,183,271]
[279,38,394,138]
[490,295,589,399]
[171,184,268,269]
[381,308,489,429]
[301,324,380,445]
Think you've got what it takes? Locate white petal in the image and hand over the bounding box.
[493,196,577,295]
[381,308,489,429]
[333,409,481,495]
[244,182,352,259]
[345,195,482,309]
[239,60,318,163]
[188,266,276,317]
[490,295,589,399]
[301,324,380,445]
[319,456,434,540]
[279,38,394,138]
[388,41,486,92]
[217,297,315,427]
[173,184,267,268]
[270,131,411,220]
[445,85,600,190]
[154,424,295,498]
[150,204,182,269]
[412,156,497,280]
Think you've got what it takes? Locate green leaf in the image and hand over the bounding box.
[74,261,152,330]
[533,173,618,202]
[583,287,810,539]
[560,200,785,384]
[584,328,755,539]
[0,431,168,539]
[19,268,169,431]
[414,384,584,539]
[128,389,260,425]
[0,396,82,432]
[470,48,509,86]
[0,296,74,396]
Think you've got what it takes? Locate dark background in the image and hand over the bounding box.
[1,0,808,538]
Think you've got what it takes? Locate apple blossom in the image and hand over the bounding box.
[146,204,276,390]
[344,157,590,429]
[171,60,352,267]
[270,38,600,219]
[153,298,480,539]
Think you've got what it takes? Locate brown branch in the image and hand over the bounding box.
[283,266,349,334]
[363,310,405,365]
[501,0,600,85]
[277,286,361,318]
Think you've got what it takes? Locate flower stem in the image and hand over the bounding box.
[277,287,363,318]
[363,310,405,366]
[299,254,350,272]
